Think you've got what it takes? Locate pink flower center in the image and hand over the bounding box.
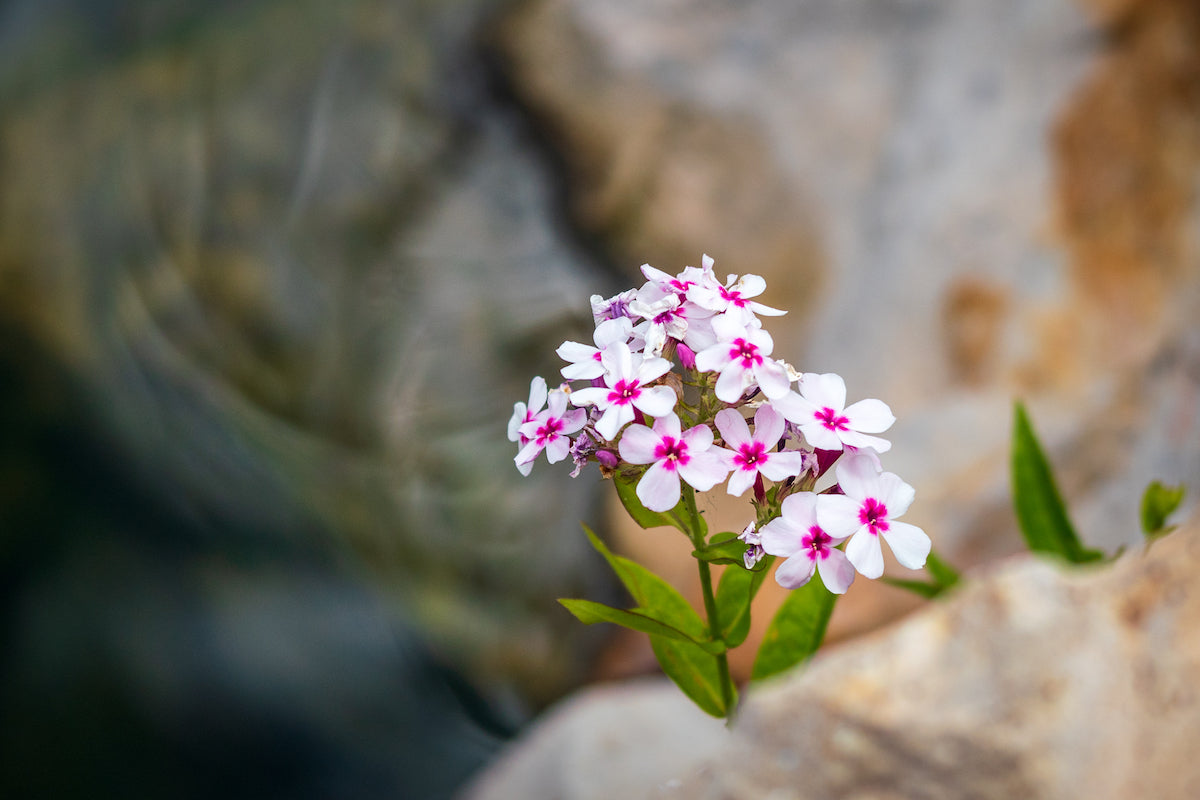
[535,416,564,445]
[653,436,690,470]
[719,285,748,308]
[734,441,767,471]
[859,498,889,536]
[654,306,684,325]
[729,338,762,369]
[815,407,850,432]
[608,379,641,406]
[802,526,833,561]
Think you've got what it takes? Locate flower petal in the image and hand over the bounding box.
[726,466,757,497]
[760,516,805,557]
[834,452,883,501]
[845,528,884,579]
[637,461,682,512]
[545,436,571,464]
[816,493,864,538]
[882,521,931,570]
[714,408,752,448]
[634,385,677,418]
[876,471,916,517]
[754,359,792,400]
[617,423,661,464]
[714,363,749,403]
[752,404,786,448]
[681,423,714,451]
[816,549,856,594]
[773,554,817,590]
[678,451,731,492]
[759,450,807,482]
[801,372,846,412]
[838,430,893,453]
[843,398,895,434]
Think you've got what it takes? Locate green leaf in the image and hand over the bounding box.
[581,526,709,640]
[1010,402,1105,564]
[650,637,731,718]
[751,575,837,682]
[580,526,730,714]
[883,549,961,599]
[715,559,771,648]
[558,599,725,654]
[1140,480,1186,541]
[924,550,961,588]
[613,470,689,533]
[692,532,749,565]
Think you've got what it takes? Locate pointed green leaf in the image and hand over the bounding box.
[924,550,960,589]
[692,532,749,565]
[558,599,725,653]
[715,558,772,648]
[751,575,837,682]
[884,549,960,598]
[1011,402,1104,564]
[650,637,731,718]
[1140,480,1186,541]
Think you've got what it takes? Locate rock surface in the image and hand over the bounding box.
[494,0,1200,673]
[466,517,1200,799]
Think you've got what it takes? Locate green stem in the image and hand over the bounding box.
[683,486,735,719]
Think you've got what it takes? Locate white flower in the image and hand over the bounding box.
[714,405,807,497]
[817,453,930,579]
[509,376,548,476]
[617,413,733,512]
[772,372,895,452]
[556,317,633,380]
[738,521,765,569]
[569,342,677,440]
[516,387,587,470]
[760,492,855,593]
[687,264,785,324]
[693,315,791,402]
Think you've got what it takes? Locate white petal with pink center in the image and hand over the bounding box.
[714,405,807,497]
[760,492,855,593]
[772,372,895,453]
[509,376,549,476]
[618,413,734,512]
[816,453,929,579]
[569,342,676,440]
[694,315,791,402]
[516,389,587,471]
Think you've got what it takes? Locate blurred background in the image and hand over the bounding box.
[1,0,1197,798]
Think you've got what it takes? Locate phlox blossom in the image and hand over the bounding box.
[759,492,855,593]
[569,342,676,440]
[557,317,634,380]
[817,453,930,579]
[714,405,807,497]
[772,372,895,453]
[509,376,548,477]
[617,413,733,512]
[693,315,791,402]
[516,387,587,470]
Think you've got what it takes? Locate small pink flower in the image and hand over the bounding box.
[817,453,930,579]
[516,388,587,470]
[772,372,895,453]
[618,413,733,512]
[509,377,548,476]
[714,405,807,497]
[693,315,791,402]
[687,262,785,324]
[760,492,855,593]
[569,342,677,440]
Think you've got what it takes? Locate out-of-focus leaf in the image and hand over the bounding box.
[1140,480,1186,542]
[715,560,770,648]
[558,599,724,653]
[650,637,731,718]
[1010,402,1104,564]
[883,549,960,598]
[751,575,836,682]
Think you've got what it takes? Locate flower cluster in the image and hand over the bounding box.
[509,255,930,594]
